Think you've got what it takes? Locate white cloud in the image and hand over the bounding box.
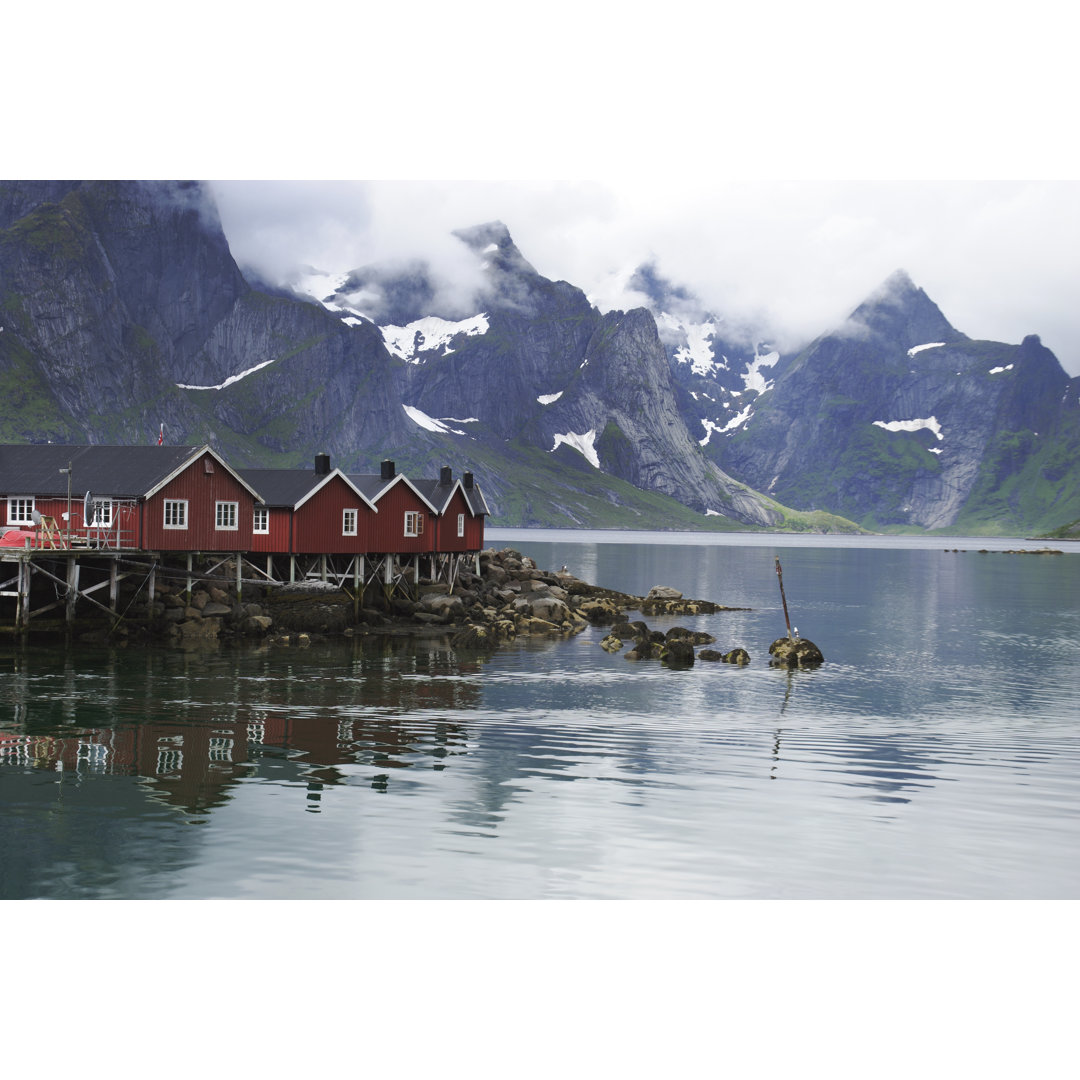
[210,179,1080,376]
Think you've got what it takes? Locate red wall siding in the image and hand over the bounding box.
[141,454,256,551]
[369,480,435,554]
[293,477,375,554]
[248,507,291,554]
[435,488,484,553]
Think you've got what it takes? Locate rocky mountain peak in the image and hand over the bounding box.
[845,268,965,350]
[452,220,539,277]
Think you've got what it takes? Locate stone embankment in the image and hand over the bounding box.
[102,548,754,659]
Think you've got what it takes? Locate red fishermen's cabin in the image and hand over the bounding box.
[412,467,490,553]
[348,461,440,556]
[240,455,378,555]
[0,444,263,552]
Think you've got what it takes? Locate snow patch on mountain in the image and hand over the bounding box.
[178,357,279,391]
[989,364,1015,374]
[742,349,779,395]
[382,314,490,362]
[908,342,946,357]
[537,391,564,405]
[551,430,600,468]
[402,405,469,436]
[700,403,755,444]
[659,313,724,376]
[873,416,944,440]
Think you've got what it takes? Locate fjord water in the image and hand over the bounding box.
[2,531,1078,899]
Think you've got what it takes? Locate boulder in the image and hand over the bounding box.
[661,640,695,668]
[646,585,683,601]
[666,626,716,645]
[698,649,723,662]
[599,634,623,653]
[768,637,824,668]
[530,596,570,623]
[722,648,751,666]
[423,594,465,619]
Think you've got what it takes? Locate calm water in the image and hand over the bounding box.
[2,530,1078,899]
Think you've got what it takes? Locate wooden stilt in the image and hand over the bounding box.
[66,556,79,624]
[109,559,118,613]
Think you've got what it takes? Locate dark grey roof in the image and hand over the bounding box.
[0,444,205,499]
[239,469,327,508]
[412,475,491,516]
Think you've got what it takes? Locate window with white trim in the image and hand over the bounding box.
[253,506,269,534]
[404,511,424,537]
[7,497,35,525]
[457,512,465,538]
[215,501,238,530]
[163,499,188,529]
[343,508,358,536]
[90,498,113,527]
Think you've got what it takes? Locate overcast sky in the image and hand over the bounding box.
[209,178,1080,372]
[11,3,1079,373]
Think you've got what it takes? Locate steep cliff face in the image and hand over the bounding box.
[317,221,783,525]
[714,272,1080,530]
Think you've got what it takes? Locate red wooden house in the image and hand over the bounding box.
[240,456,378,555]
[412,467,490,552]
[0,444,263,552]
[348,461,441,555]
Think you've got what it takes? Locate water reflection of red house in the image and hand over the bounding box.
[1,650,478,812]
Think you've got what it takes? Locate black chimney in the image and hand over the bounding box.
[440,466,452,486]
[463,471,474,489]
[381,459,396,481]
[314,453,330,475]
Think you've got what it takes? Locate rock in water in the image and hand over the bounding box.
[768,637,824,668]
[661,640,695,668]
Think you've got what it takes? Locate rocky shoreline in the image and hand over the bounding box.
[63,547,821,668]
[86,547,742,654]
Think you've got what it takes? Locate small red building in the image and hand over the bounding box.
[348,461,441,555]
[240,457,378,555]
[0,444,263,552]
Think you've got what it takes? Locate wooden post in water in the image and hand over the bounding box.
[775,556,794,641]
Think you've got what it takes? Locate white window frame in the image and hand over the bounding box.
[253,506,269,534]
[215,501,239,531]
[163,499,188,530]
[404,510,424,537]
[90,498,113,528]
[7,497,35,525]
[342,508,358,536]
[457,512,465,538]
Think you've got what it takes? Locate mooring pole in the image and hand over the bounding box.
[775,556,794,641]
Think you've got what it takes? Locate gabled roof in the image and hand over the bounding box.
[0,444,262,502]
[239,468,376,512]
[412,477,490,517]
[346,471,440,515]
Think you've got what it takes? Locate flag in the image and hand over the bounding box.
[157,423,164,446]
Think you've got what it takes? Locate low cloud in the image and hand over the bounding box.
[210,179,1080,375]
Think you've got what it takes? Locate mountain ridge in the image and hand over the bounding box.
[2,181,1077,534]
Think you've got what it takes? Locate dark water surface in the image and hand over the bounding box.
[3,531,1078,899]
